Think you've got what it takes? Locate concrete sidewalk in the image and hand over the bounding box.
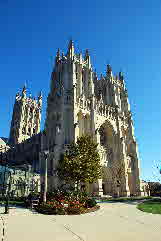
[0,202,161,241]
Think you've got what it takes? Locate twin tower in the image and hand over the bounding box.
[9,86,42,145]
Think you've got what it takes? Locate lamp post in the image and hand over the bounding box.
[43,150,49,203]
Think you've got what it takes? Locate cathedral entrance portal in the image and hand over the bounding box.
[99,121,116,164]
[98,122,118,196]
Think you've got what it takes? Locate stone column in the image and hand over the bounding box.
[123,175,130,197]
[97,179,103,196]
[120,139,130,197]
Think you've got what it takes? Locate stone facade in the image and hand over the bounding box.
[0,164,40,197]
[140,180,150,196]
[42,40,141,197]
[0,138,10,153]
[8,86,42,146]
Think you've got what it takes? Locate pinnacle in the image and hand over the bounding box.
[68,39,74,50]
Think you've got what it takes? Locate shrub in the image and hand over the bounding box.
[85,198,97,208]
[36,200,67,215]
[36,203,57,215]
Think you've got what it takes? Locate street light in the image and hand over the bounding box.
[42,150,49,203]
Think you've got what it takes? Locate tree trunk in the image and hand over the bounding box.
[76,181,79,192]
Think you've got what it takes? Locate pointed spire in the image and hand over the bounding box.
[62,52,65,58]
[15,92,20,100]
[85,49,89,59]
[79,52,83,64]
[55,48,61,63]
[22,85,26,92]
[106,64,112,76]
[56,48,60,57]
[119,71,124,81]
[68,39,74,50]
[38,91,42,106]
[38,91,42,99]
[85,49,91,68]
[22,85,26,98]
[67,39,74,58]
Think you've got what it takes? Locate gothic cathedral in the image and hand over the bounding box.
[42,40,141,197]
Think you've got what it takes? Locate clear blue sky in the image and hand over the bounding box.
[0,0,161,181]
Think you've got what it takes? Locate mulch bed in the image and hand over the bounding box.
[67,205,100,215]
[36,205,100,215]
[80,205,100,214]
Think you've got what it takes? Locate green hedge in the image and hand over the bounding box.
[100,196,153,202]
[85,198,97,208]
[0,201,26,207]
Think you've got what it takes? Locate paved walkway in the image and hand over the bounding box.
[0,202,161,241]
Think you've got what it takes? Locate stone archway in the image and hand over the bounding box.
[99,121,116,165]
[98,121,118,196]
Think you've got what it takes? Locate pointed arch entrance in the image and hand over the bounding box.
[93,120,120,196]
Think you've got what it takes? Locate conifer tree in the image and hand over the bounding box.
[57,135,102,191]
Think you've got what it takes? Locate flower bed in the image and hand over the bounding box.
[36,202,100,215]
[35,190,99,215]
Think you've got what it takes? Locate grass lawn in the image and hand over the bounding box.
[137,199,161,214]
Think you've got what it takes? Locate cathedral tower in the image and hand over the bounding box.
[43,40,141,196]
[9,86,42,145]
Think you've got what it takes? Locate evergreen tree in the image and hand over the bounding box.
[57,135,102,191]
